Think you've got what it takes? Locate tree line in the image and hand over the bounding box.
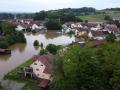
[51,43,120,90]
[105,8,120,11]
[0,21,26,49]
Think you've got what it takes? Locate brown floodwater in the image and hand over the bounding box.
[0,31,75,80]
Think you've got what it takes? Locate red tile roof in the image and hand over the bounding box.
[91,40,104,47]
[33,54,54,74]
[39,79,50,88]
[91,31,105,37]
[105,24,118,33]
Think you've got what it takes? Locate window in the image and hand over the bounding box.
[36,69,39,71]
[34,63,37,65]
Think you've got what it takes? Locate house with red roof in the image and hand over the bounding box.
[90,40,105,47]
[30,54,54,81]
[31,20,46,30]
[88,31,106,40]
[30,54,54,90]
[104,24,119,36]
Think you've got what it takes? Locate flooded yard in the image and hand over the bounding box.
[0,31,75,89]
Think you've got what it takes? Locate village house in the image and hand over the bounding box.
[113,16,120,22]
[30,54,54,90]
[88,40,105,47]
[62,22,74,33]
[90,24,102,31]
[14,19,33,25]
[30,54,54,81]
[31,21,45,30]
[15,25,26,31]
[71,23,83,28]
[85,22,103,30]
[104,24,119,36]
[74,27,88,37]
[62,24,72,33]
[88,31,106,40]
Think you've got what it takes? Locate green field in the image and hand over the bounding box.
[77,14,106,22]
[103,11,120,17]
[77,11,120,23]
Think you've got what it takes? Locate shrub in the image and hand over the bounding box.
[45,20,62,30]
[39,49,47,55]
[0,41,9,49]
[33,40,39,46]
[46,44,61,55]
[106,33,116,43]
[104,15,111,21]
[68,30,75,35]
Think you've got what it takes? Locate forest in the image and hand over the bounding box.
[51,42,120,90]
[0,21,26,49]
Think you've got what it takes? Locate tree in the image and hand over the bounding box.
[15,32,26,43]
[61,14,76,23]
[34,11,47,20]
[1,22,16,35]
[85,20,88,23]
[39,49,47,55]
[75,17,83,22]
[104,15,111,21]
[0,22,26,49]
[106,33,116,43]
[51,43,120,90]
[33,40,39,46]
[45,20,62,30]
[46,44,61,55]
[0,41,9,49]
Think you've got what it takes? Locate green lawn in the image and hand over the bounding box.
[105,11,120,17]
[77,11,120,23]
[4,59,39,90]
[77,14,106,22]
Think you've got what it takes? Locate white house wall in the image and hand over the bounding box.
[30,60,51,80]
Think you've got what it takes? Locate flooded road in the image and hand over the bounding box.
[0,31,75,79]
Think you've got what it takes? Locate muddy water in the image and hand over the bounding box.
[0,31,75,79]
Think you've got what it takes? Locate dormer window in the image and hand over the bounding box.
[34,63,37,65]
[36,69,39,71]
[41,65,43,66]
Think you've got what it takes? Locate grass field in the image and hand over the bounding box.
[77,14,106,22]
[77,11,120,23]
[104,11,120,17]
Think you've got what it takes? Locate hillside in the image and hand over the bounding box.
[77,11,120,23]
[77,14,106,22]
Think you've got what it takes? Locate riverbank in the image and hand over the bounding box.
[4,58,39,90]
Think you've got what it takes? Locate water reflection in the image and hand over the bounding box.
[45,31,61,39]
[0,55,11,61]
[0,31,75,80]
[34,46,40,50]
[9,44,27,53]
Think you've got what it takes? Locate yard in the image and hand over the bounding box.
[4,58,39,90]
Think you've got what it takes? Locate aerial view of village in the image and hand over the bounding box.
[0,0,120,90]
